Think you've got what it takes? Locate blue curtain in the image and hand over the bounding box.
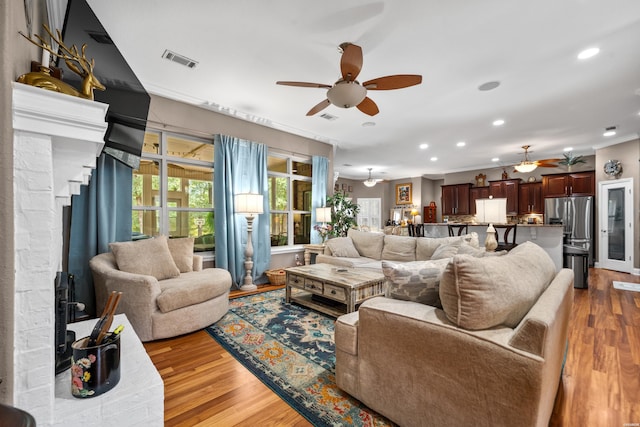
[310,156,329,244]
[214,135,270,288]
[68,153,132,316]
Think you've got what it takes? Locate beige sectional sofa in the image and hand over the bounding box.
[316,228,480,270]
[335,241,573,427]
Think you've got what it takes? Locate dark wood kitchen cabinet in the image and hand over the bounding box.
[489,179,520,215]
[542,171,595,197]
[469,186,490,215]
[518,182,543,214]
[441,183,471,215]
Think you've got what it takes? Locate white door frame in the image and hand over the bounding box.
[597,178,634,273]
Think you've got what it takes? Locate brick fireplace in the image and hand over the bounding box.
[11,82,107,423]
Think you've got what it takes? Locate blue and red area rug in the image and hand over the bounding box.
[206,289,394,426]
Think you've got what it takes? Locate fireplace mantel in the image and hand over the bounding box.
[11,82,108,425]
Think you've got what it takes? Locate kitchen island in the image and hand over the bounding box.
[422,223,564,271]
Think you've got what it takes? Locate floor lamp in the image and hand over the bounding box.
[235,193,264,291]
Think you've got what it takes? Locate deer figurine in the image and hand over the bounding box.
[17,25,105,100]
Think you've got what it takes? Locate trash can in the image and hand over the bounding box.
[563,245,589,289]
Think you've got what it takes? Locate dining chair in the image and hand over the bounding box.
[493,224,518,251]
[447,224,468,237]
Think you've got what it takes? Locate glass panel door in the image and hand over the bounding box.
[598,178,634,273]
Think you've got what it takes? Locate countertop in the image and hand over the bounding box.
[426,223,563,227]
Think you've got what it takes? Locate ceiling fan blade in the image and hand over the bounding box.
[363,74,423,90]
[277,81,332,89]
[306,99,331,116]
[340,43,363,82]
[536,163,559,168]
[356,97,379,116]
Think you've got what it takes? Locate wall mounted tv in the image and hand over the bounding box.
[60,0,150,169]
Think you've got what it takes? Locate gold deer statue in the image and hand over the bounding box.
[17,25,105,100]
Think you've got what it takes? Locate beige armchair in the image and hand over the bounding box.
[89,236,232,341]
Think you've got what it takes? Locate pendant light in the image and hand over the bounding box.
[363,168,377,187]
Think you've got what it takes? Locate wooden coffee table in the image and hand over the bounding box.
[285,263,386,317]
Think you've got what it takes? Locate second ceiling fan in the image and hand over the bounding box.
[277,42,422,116]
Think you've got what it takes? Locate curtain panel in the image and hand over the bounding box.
[214,135,270,288]
[68,153,132,316]
[310,156,329,244]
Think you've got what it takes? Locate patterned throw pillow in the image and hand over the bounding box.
[382,259,450,308]
[326,237,360,258]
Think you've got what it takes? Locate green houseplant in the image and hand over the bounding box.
[558,152,586,171]
[326,191,360,237]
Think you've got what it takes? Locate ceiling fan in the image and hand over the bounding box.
[513,145,560,173]
[276,42,422,116]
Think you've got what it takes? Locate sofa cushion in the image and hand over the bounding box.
[430,242,462,260]
[326,237,360,258]
[167,237,195,272]
[439,241,557,330]
[109,236,180,280]
[347,229,385,260]
[156,269,232,313]
[381,235,417,262]
[382,259,450,307]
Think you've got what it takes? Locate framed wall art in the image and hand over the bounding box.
[396,183,412,205]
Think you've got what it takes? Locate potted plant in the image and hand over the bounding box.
[326,191,360,237]
[558,152,586,172]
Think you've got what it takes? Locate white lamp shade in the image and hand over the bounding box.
[235,193,264,214]
[363,179,377,187]
[316,207,332,223]
[475,198,507,224]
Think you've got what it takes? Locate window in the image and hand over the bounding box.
[132,131,215,253]
[267,154,312,247]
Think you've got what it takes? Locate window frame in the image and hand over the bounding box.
[133,129,215,259]
[268,150,313,251]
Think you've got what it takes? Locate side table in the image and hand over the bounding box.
[303,243,326,265]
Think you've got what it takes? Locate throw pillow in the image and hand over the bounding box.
[167,237,195,272]
[347,229,385,260]
[382,259,450,308]
[381,235,417,261]
[326,237,360,258]
[430,242,462,260]
[457,243,507,258]
[439,241,557,330]
[109,235,180,280]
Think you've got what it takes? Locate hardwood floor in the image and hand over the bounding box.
[145,270,640,426]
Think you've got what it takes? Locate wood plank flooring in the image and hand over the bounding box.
[144,270,640,426]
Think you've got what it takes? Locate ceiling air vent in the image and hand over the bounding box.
[320,113,338,121]
[162,49,198,69]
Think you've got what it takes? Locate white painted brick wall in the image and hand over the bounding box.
[12,84,161,427]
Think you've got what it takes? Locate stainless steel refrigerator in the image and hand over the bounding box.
[545,196,594,285]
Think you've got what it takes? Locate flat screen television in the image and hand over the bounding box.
[60,0,150,169]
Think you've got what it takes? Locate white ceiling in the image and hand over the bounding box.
[86,0,640,181]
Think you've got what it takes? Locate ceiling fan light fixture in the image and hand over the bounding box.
[363,168,377,187]
[514,162,538,173]
[327,81,367,108]
[603,126,617,137]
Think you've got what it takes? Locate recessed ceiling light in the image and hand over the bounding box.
[563,147,573,152]
[578,47,600,60]
[491,158,500,162]
[478,81,500,91]
[492,119,505,126]
[419,143,429,149]
[343,163,352,167]
[362,121,376,127]
[430,157,438,161]
[456,141,466,147]
[603,126,616,137]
